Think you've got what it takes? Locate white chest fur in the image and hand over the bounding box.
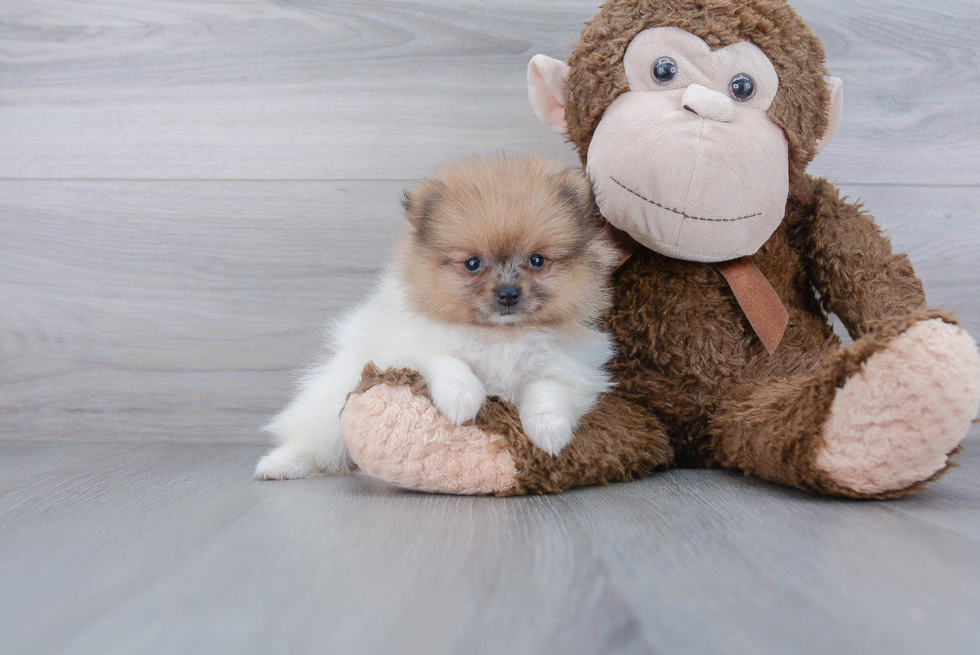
[453,331,559,403]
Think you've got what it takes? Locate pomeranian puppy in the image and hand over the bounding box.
[255,155,619,480]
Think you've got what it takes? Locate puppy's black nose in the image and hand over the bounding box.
[496,286,522,307]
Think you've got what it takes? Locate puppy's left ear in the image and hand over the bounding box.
[554,169,600,229]
[402,179,445,232]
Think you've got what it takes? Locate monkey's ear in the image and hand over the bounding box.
[528,54,571,135]
[815,76,844,154]
[401,180,444,232]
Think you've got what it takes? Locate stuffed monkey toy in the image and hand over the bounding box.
[340,0,980,498]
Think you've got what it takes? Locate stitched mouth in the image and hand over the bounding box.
[610,177,762,223]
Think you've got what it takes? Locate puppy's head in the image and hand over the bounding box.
[398,155,618,329]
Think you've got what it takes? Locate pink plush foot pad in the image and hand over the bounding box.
[341,383,518,495]
[817,319,980,494]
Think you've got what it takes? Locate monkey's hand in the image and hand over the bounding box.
[793,175,925,339]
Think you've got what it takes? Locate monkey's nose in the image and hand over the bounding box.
[496,286,522,307]
[681,84,734,123]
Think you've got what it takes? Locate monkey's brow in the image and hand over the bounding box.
[610,177,762,222]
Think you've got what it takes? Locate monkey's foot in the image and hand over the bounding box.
[816,318,980,494]
[340,366,517,495]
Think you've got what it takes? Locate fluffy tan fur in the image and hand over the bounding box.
[398,155,618,329]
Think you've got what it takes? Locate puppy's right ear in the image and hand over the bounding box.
[402,180,444,232]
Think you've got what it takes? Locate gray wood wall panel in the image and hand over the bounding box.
[1,0,978,446]
[2,180,977,442]
[0,1,977,183]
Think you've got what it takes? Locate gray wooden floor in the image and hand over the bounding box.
[1,1,979,653]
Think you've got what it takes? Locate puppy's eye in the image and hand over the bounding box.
[463,256,483,273]
[527,253,546,270]
[729,74,755,101]
[651,57,678,86]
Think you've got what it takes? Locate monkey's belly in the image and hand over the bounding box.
[607,248,837,463]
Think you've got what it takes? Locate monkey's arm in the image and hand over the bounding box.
[788,175,926,339]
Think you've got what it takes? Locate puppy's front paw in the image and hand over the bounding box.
[429,374,487,425]
[521,412,574,456]
[254,446,315,480]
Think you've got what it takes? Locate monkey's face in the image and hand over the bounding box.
[586,27,789,263]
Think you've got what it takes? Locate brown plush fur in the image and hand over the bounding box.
[344,0,969,499]
[399,155,617,329]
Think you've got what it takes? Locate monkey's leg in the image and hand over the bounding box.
[340,364,673,495]
[711,312,980,498]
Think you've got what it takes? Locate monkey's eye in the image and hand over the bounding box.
[527,253,546,270]
[651,57,678,85]
[463,256,483,273]
[729,74,755,101]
